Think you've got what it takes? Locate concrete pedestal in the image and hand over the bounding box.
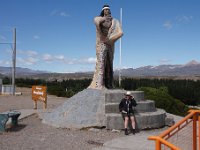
[42,89,167,130]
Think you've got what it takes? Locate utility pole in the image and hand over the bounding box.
[119,8,122,87]
[0,28,16,95]
[12,28,16,95]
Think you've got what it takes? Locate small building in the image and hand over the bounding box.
[2,85,15,95]
[0,79,2,94]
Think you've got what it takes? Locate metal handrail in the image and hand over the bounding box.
[148,136,180,150]
[148,110,200,150]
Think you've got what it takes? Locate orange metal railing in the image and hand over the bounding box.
[148,110,200,150]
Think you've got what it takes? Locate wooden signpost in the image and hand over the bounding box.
[32,86,47,109]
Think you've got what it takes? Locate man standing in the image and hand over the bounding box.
[119,91,137,135]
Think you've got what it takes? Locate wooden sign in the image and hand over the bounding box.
[32,86,47,109]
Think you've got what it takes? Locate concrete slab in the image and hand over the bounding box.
[93,114,183,150]
[106,109,166,130]
[92,127,170,150]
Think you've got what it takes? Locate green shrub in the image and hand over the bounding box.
[66,89,75,98]
[137,86,189,116]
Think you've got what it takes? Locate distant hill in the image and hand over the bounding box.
[115,60,200,77]
[0,66,48,78]
[29,72,93,81]
[0,60,200,80]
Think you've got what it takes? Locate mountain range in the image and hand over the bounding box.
[0,60,200,80]
[0,67,48,77]
[115,60,200,77]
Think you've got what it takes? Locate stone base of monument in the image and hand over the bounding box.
[42,89,106,129]
[106,110,166,129]
[42,89,168,130]
[105,90,167,130]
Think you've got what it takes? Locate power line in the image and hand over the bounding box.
[0,43,13,50]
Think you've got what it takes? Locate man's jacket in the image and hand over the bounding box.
[119,98,137,114]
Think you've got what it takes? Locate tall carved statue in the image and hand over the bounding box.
[88,5,123,89]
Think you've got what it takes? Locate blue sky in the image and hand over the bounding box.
[0,0,200,73]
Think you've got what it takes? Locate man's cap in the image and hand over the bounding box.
[125,91,131,96]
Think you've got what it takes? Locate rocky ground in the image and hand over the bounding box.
[0,87,124,150]
[0,114,123,150]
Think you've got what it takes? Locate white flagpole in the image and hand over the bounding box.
[119,8,122,87]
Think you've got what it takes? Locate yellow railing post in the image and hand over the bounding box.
[193,113,197,150]
[156,140,161,150]
[198,115,200,150]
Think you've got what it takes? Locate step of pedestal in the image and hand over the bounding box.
[105,90,144,103]
[106,109,166,130]
[105,100,156,114]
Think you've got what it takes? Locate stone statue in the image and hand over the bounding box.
[88,5,123,89]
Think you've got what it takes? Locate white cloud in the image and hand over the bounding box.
[60,12,70,17]
[18,50,38,56]
[81,57,96,64]
[0,60,11,65]
[17,57,38,65]
[42,53,96,65]
[63,57,96,64]
[26,57,38,65]
[43,54,54,62]
[50,10,70,17]
[55,55,65,60]
[163,15,193,30]
[33,35,40,40]
[176,15,193,23]
[68,61,74,65]
[163,21,172,29]
[87,57,96,63]
[42,53,67,63]
[2,48,95,68]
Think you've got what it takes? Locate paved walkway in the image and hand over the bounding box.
[92,128,166,150]
[92,114,183,150]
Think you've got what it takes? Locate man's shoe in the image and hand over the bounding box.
[125,128,128,135]
[132,129,136,135]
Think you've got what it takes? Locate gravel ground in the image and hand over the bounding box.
[0,114,123,150]
[0,88,124,150]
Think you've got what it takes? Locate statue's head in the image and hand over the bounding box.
[100,5,111,17]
